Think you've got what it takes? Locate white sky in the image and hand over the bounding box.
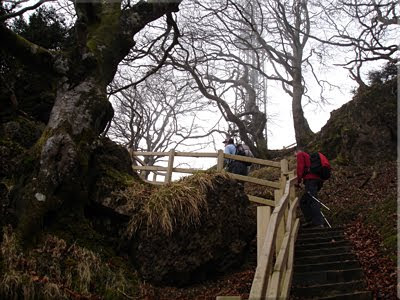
[267,66,354,149]
[16,0,394,180]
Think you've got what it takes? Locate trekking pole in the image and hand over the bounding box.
[307,191,330,211]
[320,211,332,228]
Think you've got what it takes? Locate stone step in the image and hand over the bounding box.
[294,260,360,273]
[297,234,345,245]
[298,229,344,239]
[295,252,356,265]
[319,291,373,300]
[298,226,344,235]
[292,280,367,298]
[292,268,364,286]
[295,240,350,251]
[295,246,352,258]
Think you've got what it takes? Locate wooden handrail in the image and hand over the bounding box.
[249,175,299,300]
[131,150,299,299]
[224,153,281,168]
[227,173,281,189]
[131,150,283,204]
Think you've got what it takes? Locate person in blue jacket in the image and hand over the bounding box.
[223,138,247,175]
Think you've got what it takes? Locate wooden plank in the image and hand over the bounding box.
[273,231,291,274]
[224,153,281,168]
[133,165,167,171]
[274,189,285,257]
[228,173,280,189]
[280,159,289,175]
[172,167,201,174]
[280,173,287,191]
[175,151,217,158]
[289,172,296,203]
[266,233,291,299]
[275,177,296,209]
[248,195,275,207]
[133,166,202,174]
[217,149,224,172]
[132,155,145,165]
[283,142,296,149]
[257,206,271,263]
[131,151,167,156]
[286,197,299,232]
[266,269,281,299]
[267,218,297,299]
[165,150,175,183]
[288,218,300,268]
[280,264,293,300]
[280,218,300,299]
[249,212,279,299]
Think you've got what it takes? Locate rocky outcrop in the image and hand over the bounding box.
[85,137,139,242]
[313,77,397,165]
[129,173,256,286]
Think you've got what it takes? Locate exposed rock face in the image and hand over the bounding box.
[130,175,256,286]
[85,137,138,241]
[314,77,397,165]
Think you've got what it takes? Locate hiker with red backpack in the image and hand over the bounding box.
[294,148,331,228]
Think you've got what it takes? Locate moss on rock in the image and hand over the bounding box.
[313,77,396,165]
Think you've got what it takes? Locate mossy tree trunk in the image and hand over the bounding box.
[0,1,181,241]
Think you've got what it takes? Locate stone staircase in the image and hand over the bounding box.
[290,226,372,299]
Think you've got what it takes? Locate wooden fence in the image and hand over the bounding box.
[248,175,299,299]
[131,150,299,299]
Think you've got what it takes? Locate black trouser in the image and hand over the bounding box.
[300,179,324,226]
[228,160,248,176]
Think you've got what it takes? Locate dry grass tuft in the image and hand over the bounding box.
[0,227,137,299]
[42,282,65,300]
[111,180,155,214]
[125,171,229,236]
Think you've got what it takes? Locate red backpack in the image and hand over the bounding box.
[309,152,331,180]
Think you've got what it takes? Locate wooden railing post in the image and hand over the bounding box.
[280,159,289,189]
[152,172,157,183]
[217,149,224,172]
[280,159,289,229]
[165,149,175,183]
[289,171,295,203]
[257,205,271,263]
[274,189,285,257]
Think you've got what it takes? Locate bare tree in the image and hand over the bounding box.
[315,0,398,87]
[108,68,214,179]
[0,0,55,22]
[166,0,328,150]
[157,1,270,157]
